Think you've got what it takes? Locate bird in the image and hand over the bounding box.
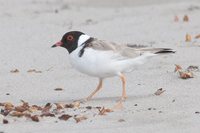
[52,31,175,102]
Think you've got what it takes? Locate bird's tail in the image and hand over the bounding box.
[137,48,176,55]
[154,48,176,54]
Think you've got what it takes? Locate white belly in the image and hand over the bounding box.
[69,47,121,78]
[69,47,154,78]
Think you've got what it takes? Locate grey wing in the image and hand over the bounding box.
[86,38,119,51]
[86,38,143,59]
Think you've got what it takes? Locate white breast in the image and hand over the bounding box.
[69,46,120,77]
[69,45,156,78]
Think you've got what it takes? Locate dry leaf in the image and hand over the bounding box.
[174,15,179,22]
[23,113,31,118]
[74,116,87,123]
[175,64,194,79]
[185,34,192,42]
[71,101,80,108]
[58,114,72,121]
[14,106,27,112]
[4,102,14,111]
[195,34,200,39]
[10,69,19,73]
[55,103,64,110]
[10,111,24,117]
[31,115,39,122]
[20,100,30,108]
[54,88,63,91]
[3,119,9,124]
[179,71,193,79]
[187,65,199,72]
[65,101,80,108]
[31,105,43,111]
[154,88,166,96]
[65,104,74,108]
[41,112,55,117]
[42,103,52,112]
[183,15,189,22]
[98,107,113,115]
[27,69,42,73]
[174,64,182,72]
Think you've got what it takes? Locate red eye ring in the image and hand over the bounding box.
[67,35,74,41]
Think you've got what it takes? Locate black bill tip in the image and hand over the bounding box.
[51,44,57,48]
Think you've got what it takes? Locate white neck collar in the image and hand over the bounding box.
[78,34,91,47]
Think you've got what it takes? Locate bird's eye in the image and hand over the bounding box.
[67,35,74,41]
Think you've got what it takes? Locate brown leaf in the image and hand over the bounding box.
[54,88,63,91]
[31,115,39,122]
[154,88,166,96]
[55,103,64,110]
[175,65,194,79]
[3,119,9,124]
[183,15,189,22]
[58,114,72,121]
[10,111,24,117]
[65,101,80,108]
[42,103,52,112]
[195,34,200,39]
[10,69,19,73]
[98,107,113,115]
[74,116,87,123]
[71,101,80,108]
[179,71,193,79]
[27,69,42,73]
[41,112,55,117]
[174,64,183,72]
[14,106,27,112]
[185,34,192,42]
[20,100,30,109]
[31,105,43,111]
[23,113,31,118]
[65,104,74,108]
[4,102,14,111]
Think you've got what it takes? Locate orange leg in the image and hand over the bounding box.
[120,73,127,100]
[86,79,103,101]
[112,74,127,110]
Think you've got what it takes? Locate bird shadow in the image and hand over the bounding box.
[44,94,155,105]
[88,94,155,102]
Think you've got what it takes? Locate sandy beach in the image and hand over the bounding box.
[1,0,200,132]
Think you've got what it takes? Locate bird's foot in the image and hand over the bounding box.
[86,96,92,101]
[112,100,124,110]
[77,98,88,104]
[119,96,127,102]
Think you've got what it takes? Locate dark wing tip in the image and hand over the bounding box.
[155,48,176,54]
